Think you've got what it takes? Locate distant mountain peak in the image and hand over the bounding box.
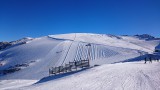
[134,34,156,40]
[10,37,33,45]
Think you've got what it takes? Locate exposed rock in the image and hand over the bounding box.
[10,37,33,45]
[134,34,156,40]
[0,42,12,50]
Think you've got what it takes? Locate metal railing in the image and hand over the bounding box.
[49,60,89,75]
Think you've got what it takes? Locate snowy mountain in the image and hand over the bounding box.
[10,37,33,45]
[0,33,160,90]
[134,34,157,40]
[0,37,33,50]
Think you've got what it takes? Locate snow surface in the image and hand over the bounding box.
[12,61,160,90]
[0,33,160,90]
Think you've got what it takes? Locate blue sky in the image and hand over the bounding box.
[0,0,160,41]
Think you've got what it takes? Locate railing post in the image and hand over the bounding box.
[86,43,91,67]
[49,68,50,76]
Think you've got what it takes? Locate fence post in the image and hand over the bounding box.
[86,43,91,67]
[49,68,50,76]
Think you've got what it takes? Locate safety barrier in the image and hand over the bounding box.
[49,60,89,75]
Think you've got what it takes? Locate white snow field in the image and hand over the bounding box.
[0,33,160,90]
[18,61,160,90]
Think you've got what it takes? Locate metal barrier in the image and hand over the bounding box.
[49,60,89,75]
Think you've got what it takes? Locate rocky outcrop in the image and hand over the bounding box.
[134,34,159,40]
[0,42,12,50]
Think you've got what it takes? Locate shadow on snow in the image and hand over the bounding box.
[35,68,89,84]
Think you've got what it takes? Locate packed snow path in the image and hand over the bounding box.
[18,61,160,90]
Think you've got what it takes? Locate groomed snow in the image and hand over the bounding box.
[17,61,160,90]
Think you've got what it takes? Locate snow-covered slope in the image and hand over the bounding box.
[50,33,160,52]
[18,61,160,90]
[0,33,160,90]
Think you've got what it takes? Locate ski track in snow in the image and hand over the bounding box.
[15,61,160,90]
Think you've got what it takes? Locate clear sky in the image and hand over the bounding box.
[0,0,160,41]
